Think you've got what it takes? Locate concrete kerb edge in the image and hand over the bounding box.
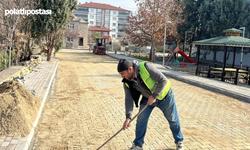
[107,53,142,62]
[15,60,59,150]
[107,53,250,103]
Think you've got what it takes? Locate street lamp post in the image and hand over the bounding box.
[163,21,171,66]
[239,27,245,69]
[112,38,113,52]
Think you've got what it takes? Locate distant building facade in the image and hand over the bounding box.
[88,26,111,44]
[64,16,88,49]
[74,2,131,40]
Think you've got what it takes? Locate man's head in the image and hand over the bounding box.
[117,59,134,80]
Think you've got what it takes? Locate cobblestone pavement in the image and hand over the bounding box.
[31,50,250,150]
[1,49,250,150]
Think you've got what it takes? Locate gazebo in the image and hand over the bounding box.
[192,28,250,85]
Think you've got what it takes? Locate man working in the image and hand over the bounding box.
[117,59,184,150]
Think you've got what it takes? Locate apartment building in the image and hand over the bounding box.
[74,2,131,40]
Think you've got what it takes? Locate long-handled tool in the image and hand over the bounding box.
[96,104,149,150]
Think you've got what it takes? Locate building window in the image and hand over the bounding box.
[97,15,101,20]
[103,32,108,36]
[118,29,124,32]
[112,29,116,32]
[118,18,126,21]
[68,24,74,29]
[105,15,110,21]
[97,9,102,13]
[67,37,73,42]
[113,17,116,20]
[90,8,94,13]
[78,7,88,11]
[96,21,101,26]
[112,34,116,38]
[118,11,130,15]
[113,23,116,26]
[105,23,110,29]
[113,11,116,15]
[105,10,110,15]
[89,21,94,25]
[90,15,94,19]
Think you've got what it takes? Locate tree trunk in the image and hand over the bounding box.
[16,48,20,66]
[4,48,7,69]
[47,38,55,61]
[47,46,52,61]
[151,41,156,62]
[27,39,33,60]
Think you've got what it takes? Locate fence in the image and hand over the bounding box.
[196,65,250,85]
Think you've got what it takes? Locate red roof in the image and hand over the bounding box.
[78,2,130,11]
[88,26,111,31]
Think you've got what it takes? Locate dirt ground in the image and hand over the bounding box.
[30,50,250,150]
[0,81,41,136]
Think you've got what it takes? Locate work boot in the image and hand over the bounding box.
[128,144,143,150]
[176,141,184,150]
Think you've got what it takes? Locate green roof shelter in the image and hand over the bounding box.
[192,28,250,83]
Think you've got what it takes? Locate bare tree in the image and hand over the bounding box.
[0,0,36,68]
[65,26,80,39]
[125,0,184,61]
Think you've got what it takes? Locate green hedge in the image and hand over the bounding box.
[0,51,8,68]
[0,50,14,68]
[132,56,149,61]
[157,49,170,53]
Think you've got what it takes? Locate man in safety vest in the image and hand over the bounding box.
[117,59,184,150]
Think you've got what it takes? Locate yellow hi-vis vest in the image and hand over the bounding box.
[125,62,171,100]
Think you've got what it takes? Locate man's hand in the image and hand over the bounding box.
[123,118,131,130]
[147,96,156,105]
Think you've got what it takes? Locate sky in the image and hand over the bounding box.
[78,0,138,12]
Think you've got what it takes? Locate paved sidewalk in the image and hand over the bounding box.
[107,53,250,103]
[0,58,59,150]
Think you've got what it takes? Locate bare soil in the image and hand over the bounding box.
[0,81,41,136]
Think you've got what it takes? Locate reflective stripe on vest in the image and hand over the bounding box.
[125,83,129,88]
[139,62,171,100]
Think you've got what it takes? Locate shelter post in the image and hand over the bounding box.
[213,49,217,67]
[232,47,236,68]
[195,45,201,75]
[221,46,228,82]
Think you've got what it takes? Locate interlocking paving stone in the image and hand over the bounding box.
[1,142,9,147]
[1,50,250,150]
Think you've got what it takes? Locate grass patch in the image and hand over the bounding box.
[132,56,149,61]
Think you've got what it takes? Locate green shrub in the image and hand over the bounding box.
[0,50,9,68]
[157,49,170,53]
[132,56,149,61]
[54,40,63,56]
